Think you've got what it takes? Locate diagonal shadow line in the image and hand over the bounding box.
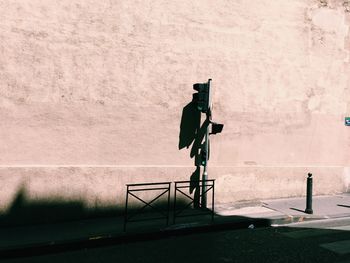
[337,204,350,208]
[175,200,195,216]
[190,118,210,158]
[127,199,167,221]
[290,207,306,213]
[174,189,196,216]
[176,188,195,202]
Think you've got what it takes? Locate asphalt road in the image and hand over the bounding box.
[3,219,350,263]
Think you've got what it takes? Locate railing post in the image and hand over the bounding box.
[124,185,129,231]
[211,180,215,222]
[173,182,177,224]
[167,182,171,225]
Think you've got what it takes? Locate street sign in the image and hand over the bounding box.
[346,117,350,126]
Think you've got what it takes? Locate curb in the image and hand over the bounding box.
[269,215,327,226]
[2,213,343,259]
[0,217,271,259]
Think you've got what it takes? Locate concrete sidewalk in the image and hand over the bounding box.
[262,193,350,223]
[1,193,350,258]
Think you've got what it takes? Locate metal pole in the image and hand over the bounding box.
[194,101,202,209]
[201,79,211,209]
[305,173,313,214]
[202,130,209,208]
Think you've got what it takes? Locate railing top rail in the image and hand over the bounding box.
[174,179,215,184]
[129,187,170,192]
[126,182,171,187]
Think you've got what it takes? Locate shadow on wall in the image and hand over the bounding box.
[0,92,209,227]
[0,185,123,227]
[0,184,188,227]
[179,95,210,207]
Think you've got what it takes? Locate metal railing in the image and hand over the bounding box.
[173,180,215,223]
[124,182,171,231]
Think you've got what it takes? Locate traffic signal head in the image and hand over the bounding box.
[210,123,224,135]
[195,146,208,166]
[199,148,207,166]
[193,82,209,113]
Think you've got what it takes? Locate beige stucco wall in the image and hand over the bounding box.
[0,0,350,222]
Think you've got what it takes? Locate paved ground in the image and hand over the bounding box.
[1,193,350,260]
[262,193,350,220]
[4,218,350,263]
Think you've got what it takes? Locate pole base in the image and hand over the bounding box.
[305,208,313,214]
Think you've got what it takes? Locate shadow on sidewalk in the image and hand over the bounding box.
[2,210,350,263]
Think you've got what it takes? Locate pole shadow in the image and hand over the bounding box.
[290,207,307,213]
[337,204,350,208]
[178,96,209,208]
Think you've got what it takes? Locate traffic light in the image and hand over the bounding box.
[210,122,224,135]
[193,82,209,113]
[200,148,207,166]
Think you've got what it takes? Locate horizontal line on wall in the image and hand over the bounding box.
[0,165,346,168]
[0,165,194,168]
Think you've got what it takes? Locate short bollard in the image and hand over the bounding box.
[305,173,313,214]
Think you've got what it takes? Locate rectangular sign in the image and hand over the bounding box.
[346,117,350,126]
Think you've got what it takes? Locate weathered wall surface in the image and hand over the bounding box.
[0,0,350,223]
